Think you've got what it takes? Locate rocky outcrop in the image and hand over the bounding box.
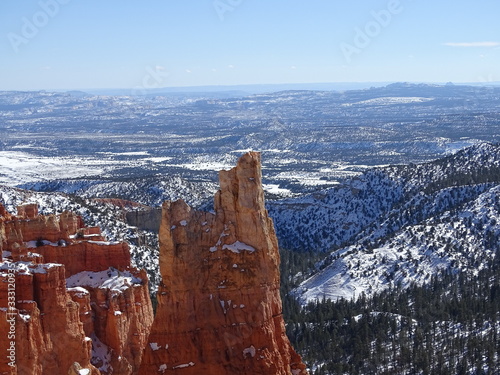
[125,207,162,232]
[140,152,307,375]
[0,203,153,375]
[0,262,100,375]
[67,268,154,375]
[0,203,130,277]
[33,241,131,278]
[1,205,84,250]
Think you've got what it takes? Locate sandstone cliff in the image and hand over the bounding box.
[0,262,100,375]
[140,152,307,375]
[0,203,153,375]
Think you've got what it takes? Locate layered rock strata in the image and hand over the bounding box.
[0,204,153,375]
[140,152,307,375]
[0,262,100,375]
[1,204,130,277]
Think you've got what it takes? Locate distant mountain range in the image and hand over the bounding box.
[60,81,500,97]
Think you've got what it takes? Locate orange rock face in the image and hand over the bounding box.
[34,241,131,278]
[1,206,84,253]
[0,203,130,278]
[0,263,100,375]
[0,203,154,375]
[66,267,154,375]
[140,152,307,375]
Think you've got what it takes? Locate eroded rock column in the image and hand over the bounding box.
[140,152,307,375]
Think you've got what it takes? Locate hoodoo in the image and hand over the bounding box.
[140,152,307,375]
[0,204,153,375]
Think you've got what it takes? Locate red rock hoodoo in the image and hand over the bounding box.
[139,152,308,375]
[0,204,153,375]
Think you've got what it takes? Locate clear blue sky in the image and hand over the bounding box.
[1,0,499,90]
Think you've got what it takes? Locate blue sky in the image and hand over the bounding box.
[1,0,499,90]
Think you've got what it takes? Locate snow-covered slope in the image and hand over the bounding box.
[269,142,500,252]
[293,143,500,303]
[20,175,218,208]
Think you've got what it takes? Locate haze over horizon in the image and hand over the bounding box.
[1,0,499,91]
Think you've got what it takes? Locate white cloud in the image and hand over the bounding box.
[228,64,234,69]
[443,42,500,47]
[185,69,192,73]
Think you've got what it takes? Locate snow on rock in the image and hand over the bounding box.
[150,343,161,351]
[26,240,59,248]
[172,362,195,369]
[90,333,112,373]
[66,286,90,298]
[66,268,142,292]
[222,241,256,254]
[0,260,62,275]
[243,346,256,358]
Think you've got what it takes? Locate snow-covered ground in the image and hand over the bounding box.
[0,151,105,185]
[342,96,435,106]
[295,181,500,304]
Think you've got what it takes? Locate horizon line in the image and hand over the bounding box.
[2,80,500,94]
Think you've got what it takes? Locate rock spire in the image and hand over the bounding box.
[140,152,307,375]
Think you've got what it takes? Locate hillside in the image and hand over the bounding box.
[270,142,500,253]
[285,142,500,302]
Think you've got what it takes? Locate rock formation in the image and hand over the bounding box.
[0,203,154,375]
[125,207,162,233]
[140,152,307,375]
[0,262,100,375]
[1,204,130,277]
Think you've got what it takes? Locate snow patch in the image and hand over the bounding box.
[173,362,195,369]
[222,241,256,254]
[0,260,62,275]
[67,287,90,298]
[91,333,112,372]
[66,268,142,292]
[243,345,256,358]
[150,342,161,351]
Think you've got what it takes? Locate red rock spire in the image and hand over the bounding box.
[140,152,308,375]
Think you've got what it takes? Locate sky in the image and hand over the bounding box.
[0,0,499,91]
